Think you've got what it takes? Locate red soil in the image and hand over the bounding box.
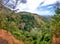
[53,35,60,44]
[0,29,24,44]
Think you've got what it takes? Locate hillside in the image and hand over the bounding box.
[0,1,60,44]
[0,29,24,44]
[0,8,45,31]
[0,5,51,44]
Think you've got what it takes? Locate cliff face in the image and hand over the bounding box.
[0,29,24,44]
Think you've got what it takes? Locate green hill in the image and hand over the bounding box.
[0,6,51,44]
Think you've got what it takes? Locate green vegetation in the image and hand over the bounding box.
[51,8,60,37]
[1,5,60,44]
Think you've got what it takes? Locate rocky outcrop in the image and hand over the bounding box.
[0,29,24,44]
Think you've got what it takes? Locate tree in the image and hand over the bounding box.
[0,0,3,10]
[51,8,60,37]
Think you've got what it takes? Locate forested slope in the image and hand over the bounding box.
[0,6,52,44]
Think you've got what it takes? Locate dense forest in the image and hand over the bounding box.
[0,1,60,44]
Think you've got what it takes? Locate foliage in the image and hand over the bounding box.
[0,8,52,44]
[1,1,60,43]
[51,8,60,37]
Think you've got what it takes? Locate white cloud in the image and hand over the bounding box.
[15,0,44,11]
[3,0,58,15]
[14,0,57,15]
[41,0,57,6]
[26,0,44,10]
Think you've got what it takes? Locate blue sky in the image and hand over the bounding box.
[2,0,60,16]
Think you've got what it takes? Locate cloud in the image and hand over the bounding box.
[2,0,58,15]
[15,0,58,15]
[41,0,57,6]
[15,0,44,11]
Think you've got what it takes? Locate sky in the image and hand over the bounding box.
[2,0,60,16]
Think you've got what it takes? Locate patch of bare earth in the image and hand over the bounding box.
[0,29,24,44]
[53,34,60,44]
